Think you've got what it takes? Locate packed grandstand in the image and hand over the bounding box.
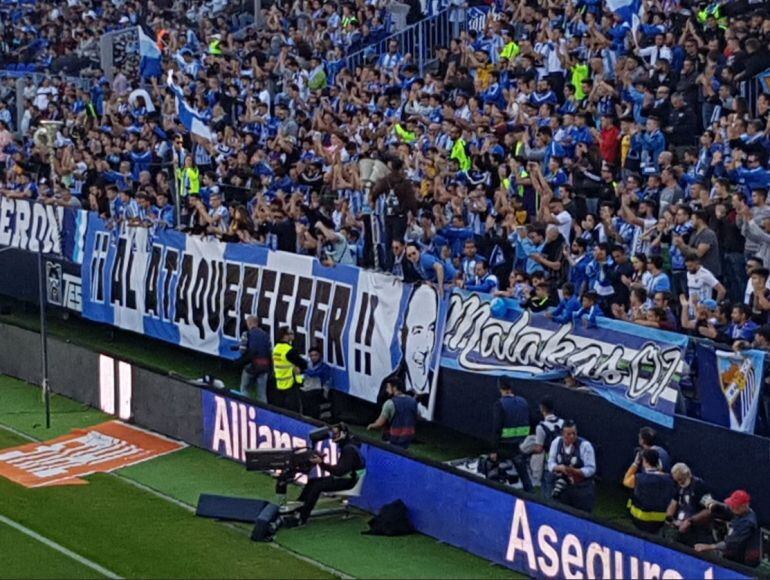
[0,0,769,576]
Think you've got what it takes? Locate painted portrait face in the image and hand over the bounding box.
[402,284,438,394]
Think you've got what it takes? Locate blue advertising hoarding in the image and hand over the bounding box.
[199,388,748,580]
[357,445,748,579]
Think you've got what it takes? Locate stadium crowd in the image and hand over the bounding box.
[2,0,770,352]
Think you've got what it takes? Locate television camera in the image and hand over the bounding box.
[245,426,336,495]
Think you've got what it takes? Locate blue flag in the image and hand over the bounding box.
[166,73,214,141]
[137,26,162,79]
[606,0,641,29]
[698,342,765,433]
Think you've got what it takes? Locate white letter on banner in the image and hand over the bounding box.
[613,550,625,578]
[27,202,46,252]
[212,396,233,457]
[536,525,560,577]
[247,406,257,450]
[50,205,63,254]
[0,197,12,246]
[258,425,273,448]
[274,430,292,449]
[643,562,662,579]
[630,556,641,579]
[586,543,611,579]
[10,200,30,249]
[662,570,683,579]
[561,534,585,579]
[505,499,537,572]
[229,400,240,460]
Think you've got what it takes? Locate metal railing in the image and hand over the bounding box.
[345,8,465,75]
[742,68,770,116]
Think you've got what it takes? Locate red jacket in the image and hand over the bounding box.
[600,125,621,165]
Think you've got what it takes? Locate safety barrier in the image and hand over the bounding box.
[345,8,464,75]
[0,321,752,580]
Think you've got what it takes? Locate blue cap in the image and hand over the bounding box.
[702,299,718,310]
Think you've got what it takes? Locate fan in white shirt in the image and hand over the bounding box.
[685,258,726,304]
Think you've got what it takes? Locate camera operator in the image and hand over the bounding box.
[272,327,308,413]
[623,448,676,534]
[695,490,761,568]
[490,382,533,492]
[236,316,271,403]
[666,463,714,547]
[293,424,365,525]
[545,420,596,513]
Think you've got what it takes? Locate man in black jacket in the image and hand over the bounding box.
[733,38,770,83]
[295,424,365,524]
[667,92,698,149]
[238,316,272,402]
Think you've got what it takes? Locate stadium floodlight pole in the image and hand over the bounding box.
[0,245,48,428]
[37,246,50,429]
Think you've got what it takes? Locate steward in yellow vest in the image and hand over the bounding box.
[272,327,307,413]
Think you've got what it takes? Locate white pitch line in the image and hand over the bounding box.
[0,514,121,579]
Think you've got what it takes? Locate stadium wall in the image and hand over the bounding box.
[439,369,770,524]
[0,322,753,579]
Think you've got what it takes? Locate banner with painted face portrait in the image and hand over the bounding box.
[79,214,446,417]
[441,291,689,427]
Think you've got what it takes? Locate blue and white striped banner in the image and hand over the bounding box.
[79,215,445,417]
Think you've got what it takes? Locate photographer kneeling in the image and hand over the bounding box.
[292,424,365,525]
[544,420,597,513]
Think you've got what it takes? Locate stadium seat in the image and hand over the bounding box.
[316,470,367,519]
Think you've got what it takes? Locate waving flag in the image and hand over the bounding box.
[606,0,642,30]
[137,26,162,79]
[166,71,214,141]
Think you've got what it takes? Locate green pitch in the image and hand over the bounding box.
[0,376,520,579]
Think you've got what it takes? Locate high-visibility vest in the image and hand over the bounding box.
[273,343,302,390]
[451,138,471,171]
[394,124,416,143]
[209,39,222,55]
[571,63,589,100]
[176,166,199,198]
[500,41,520,60]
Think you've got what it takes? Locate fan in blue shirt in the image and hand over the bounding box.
[515,225,547,275]
[465,261,499,294]
[727,305,759,343]
[573,292,604,328]
[567,239,591,296]
[548,283,582,324]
